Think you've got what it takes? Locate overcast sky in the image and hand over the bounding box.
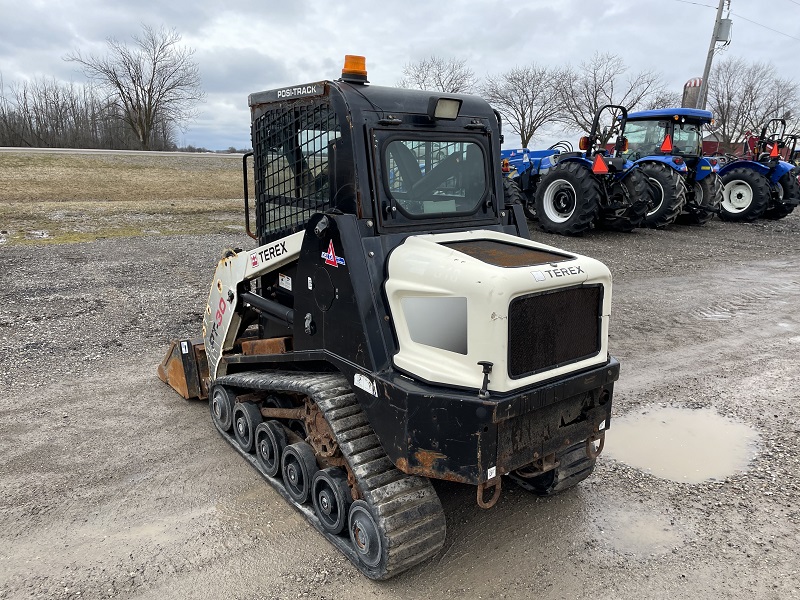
[2,0,799,150]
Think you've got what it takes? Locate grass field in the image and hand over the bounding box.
[0,150,254,245]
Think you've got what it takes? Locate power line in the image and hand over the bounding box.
[671,0,716,7]
[786,0,800,7]
[731,12,800,42]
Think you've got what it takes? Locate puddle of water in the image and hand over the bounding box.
[594,509,683,555]
[604,406,759,483]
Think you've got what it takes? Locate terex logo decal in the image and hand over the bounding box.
[543,265,584,279]
[250,241,287,268]
[321,240,346,267]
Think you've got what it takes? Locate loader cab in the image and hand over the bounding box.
[247,59,506,246]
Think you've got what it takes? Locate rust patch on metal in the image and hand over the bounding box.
[397,450,471,483]
[260,406,305,420]
[415,449,447,472]
[157,341,190,398]
[586,430,605,459]
[441,240,571,268]
[395,454,469,483]
[241,336,292,355]
[305,401,339,458]
[476,478,502,509]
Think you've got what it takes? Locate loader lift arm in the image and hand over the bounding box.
[201,230,305,381]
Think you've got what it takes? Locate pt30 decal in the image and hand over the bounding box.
[207,296,227,351]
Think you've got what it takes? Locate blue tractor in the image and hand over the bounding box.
[500,144,568,220]
[623,108,721,226]
[717,119,800,221]
[502,105,651,236]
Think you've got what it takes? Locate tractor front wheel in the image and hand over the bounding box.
[639,162,686,228]
[720,167,770,221]
[534,161,599,235]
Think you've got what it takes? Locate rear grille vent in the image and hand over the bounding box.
[508,286,602,378]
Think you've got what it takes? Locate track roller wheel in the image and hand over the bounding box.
[282,442,318,504]
[348,500,388,571]
[312,467,353,535]
[209,385,235,432]
[232,402,262,453]
[255,420,286,477]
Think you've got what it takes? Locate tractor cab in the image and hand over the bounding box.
[624,108,713,168]
[620,108,722,227]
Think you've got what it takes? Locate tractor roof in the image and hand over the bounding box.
[626,108,713,123]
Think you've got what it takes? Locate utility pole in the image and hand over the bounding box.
[696,0,728,109]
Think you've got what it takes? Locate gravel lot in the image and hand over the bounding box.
[2,214,800,599]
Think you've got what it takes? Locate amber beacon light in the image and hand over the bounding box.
[341,55,368,83]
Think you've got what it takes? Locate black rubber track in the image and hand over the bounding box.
[598,168,651,232]
[534,161,600,236]
[763,170,800,220]
[211,371,446,580]
[719,167,770,222]
[639,161,687,228]
[507,440,597,496]
[678,173,723,225]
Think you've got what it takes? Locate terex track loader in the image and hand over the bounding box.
[158,56,620,580]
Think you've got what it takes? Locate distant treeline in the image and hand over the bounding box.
[0,77,176,150]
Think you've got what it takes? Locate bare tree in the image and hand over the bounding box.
[707,56,799,151]
[643,90,683,110]
[557,52,673,144]
[480,64,561,148]
[397,56,476,93]
[66,25,204,150]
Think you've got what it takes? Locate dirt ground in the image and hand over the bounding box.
[2,211,800,599]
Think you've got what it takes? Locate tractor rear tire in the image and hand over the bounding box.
[720,167,770,221]
[678,173,723,225]
[534,161,599,236]
[639,162,686,228]
[598,168,651,232]
[763,171,800,220]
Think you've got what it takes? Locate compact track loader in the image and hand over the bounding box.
[158,56,620,580]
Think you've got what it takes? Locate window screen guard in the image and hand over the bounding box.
[253,100,340,243]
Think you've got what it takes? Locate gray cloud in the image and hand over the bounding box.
[2,0,799,149]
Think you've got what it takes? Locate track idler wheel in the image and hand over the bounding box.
[233,402,263,453]
[282,442,318,504]
[312,467,353,535]
[348,500,388,570]
[255,420,287,477]
[209,385,236,432]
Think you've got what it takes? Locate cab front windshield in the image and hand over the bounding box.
[624,120,702,159]
[383,139,486,217]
